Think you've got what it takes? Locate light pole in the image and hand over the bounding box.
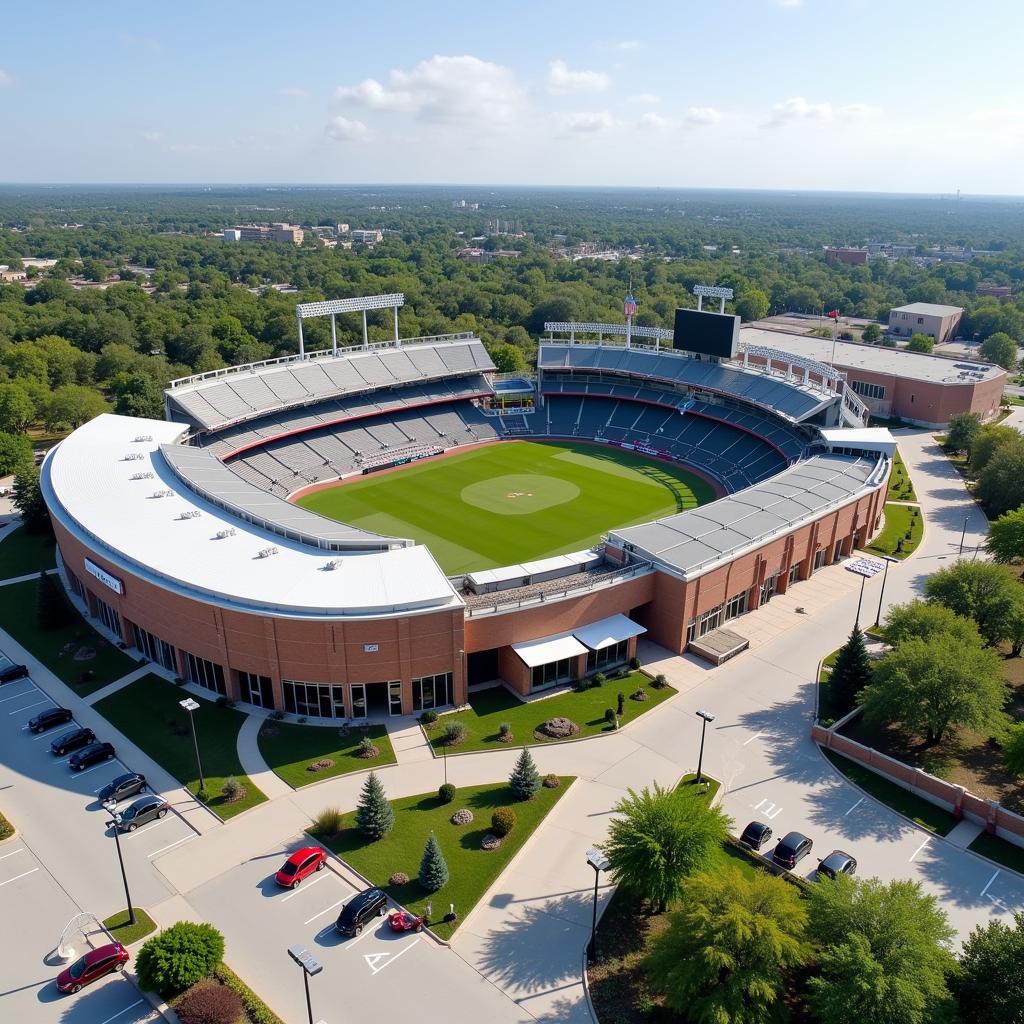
[959,516,969,556]
[585,847,610,963]
[286,945,323,1024]
[874,555,898,628]
[179,697,205,795]
[103,800,136,927]
[695,709,715,784]
[854,574,867,630]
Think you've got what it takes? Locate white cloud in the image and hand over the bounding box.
[765,96,877,127]
[638,112,671,131]
[325,116,369,143]
[141,130,162,143]
[336,55,524,126]
[686,106,723,125]
[615,40,641,51]
[0,70,14,87]
[279,86,308,98]
[547,59,610,94]
[555,110,616,135]
[627,93,660,105]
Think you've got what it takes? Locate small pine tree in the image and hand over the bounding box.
[828,627,872,714]
[418,832,449,892]
[355,771,395,840]
[37,570,74,630]
[508,747,541,801]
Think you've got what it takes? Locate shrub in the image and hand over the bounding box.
[420,709,438,726]
[491,806,517,837]
[481,833,503,850]
[652,674,668,689]
[537,716,579,739]
[630,688,649,702]
[498,721,513,742]
[542,773,560,789]
[509,748,541,800]
[451,808,474,825]
[630,656,641,670]
[356,736,379,759]
[389,871,409,886]
[135,921,225,996]
[605,708,617,727]
[418,833,449,892]
[438,782,456,804]
[572,677,590,692]
[221,776,245,802]
[176,981,243,1024]
[617,692,625,715]
[313,806,343,836]
[593,672,606,686]
[355,772,394,840]
[440,720,467,747]
[209,964,282,1024]
[305,758,335,773]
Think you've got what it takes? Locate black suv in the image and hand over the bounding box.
[70,741,116,771]
[817,850,857,880]
[28,707,74,733]
[98,773,147,803]
[0,663,29,684]
[51,727,96,756]
[773,831,813,870]
[739,821,773,852]
[336,887,387,936]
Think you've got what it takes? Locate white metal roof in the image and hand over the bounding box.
[512,632,589,668]
[42,415,461,619]
[466,551,600,588]
[890,302,965,317]
[573,614,646,651]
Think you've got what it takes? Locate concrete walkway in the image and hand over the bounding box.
[388,717,436,763]
[84,663,159,705]
[0,567,58,587]
[236,712,293,799]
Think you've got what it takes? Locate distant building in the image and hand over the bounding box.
[825,247,868,266]
[888,302,964,345]
[337,223,350,235]
[229,223,305,245]
[977,284,1013,301]
[350,229,383,245]
[0,265,26,282]
[222,229,242,242]
[457,247,520,265]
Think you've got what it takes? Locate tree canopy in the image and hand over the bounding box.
[882,598,983,649]
[980,330,1020,370]
[945,411,982,454]
[987,505,1024,564]
[924,560,1024,646]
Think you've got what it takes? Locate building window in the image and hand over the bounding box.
[184,651,226,696]
[239,671,275,709]
[917,317,924,324]
[530,658,574,689]
[92,593,121,638]
[910,394,915,403]
[814,548,828,571]
[412,672,453,711]
[132,623,176,672]
[788,564,801,585]
[282,679,346,718]
[724,591,748,621]
[760,573,779,605]
[586,639,629,672]
[849,380,885,401]
[686,604,724,643]
[66,570,84,599]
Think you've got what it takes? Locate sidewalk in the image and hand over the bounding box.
[235,713,293,799]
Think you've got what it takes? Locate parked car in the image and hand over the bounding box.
[336,887,388,936]
[0,663,29,684]
[114,795,169,832]
[56,942,129,994]
[388,910,426,933]
[69,741,115,771]
[739,821,773,852]
[50,727,96,756]
[275,846,327,888]
[817,850,857,880]
[28,707,73,733]
[97,772,147,803]
[773,831,814,870]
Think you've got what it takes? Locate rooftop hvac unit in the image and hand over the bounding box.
[133,435,153,443]
[324,559,341,571]
[215,528,236,539]
[257,546,279,559]
[129,471,154,481]
[152,489,174,498]
[177,510,201,520]
[124,453,145,461]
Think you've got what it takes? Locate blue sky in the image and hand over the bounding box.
[3,0,1022,192]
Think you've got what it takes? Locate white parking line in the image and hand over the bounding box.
[339,922,383,950]
[97,998,144,1024]
[0,847,26,861]
[148,834,197,859]
[980,869,1001,898]
[303,896,349,925]
[32,728,66,740]
[909,838,930,862]
[364,937,420,974]
[843,797,864,816]
[0,867,39,887]
[742,731,763,747]
[0,685,38,703]
[121,816,173,839]
[281,874,330,902]
[70,760,121,778]
[9,698,50,715]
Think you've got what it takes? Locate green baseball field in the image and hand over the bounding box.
[296,440,716,574]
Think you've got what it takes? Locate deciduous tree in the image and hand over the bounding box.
[945,411,982,454]
[980,330,1020,370]
[987,506,1024,565]
[924,560,1023,646]
[952,911,1024,1024]
[882,599,983,649]
[907,333,934,352]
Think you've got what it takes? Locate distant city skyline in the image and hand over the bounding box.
[3,0,1023,194]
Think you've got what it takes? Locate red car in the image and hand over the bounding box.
[56,942,129,994]
[275,846,327,888]
[388,910,426,933]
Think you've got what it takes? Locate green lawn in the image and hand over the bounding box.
[423,674,675,753]
[0,525,57,579]
[297,440,716,574]
[102,908,156,946]
[94,674,266,819]
[312,778,572,940]
[866,502,923,559]
[889,448,918,502]
[968,831,1024,874]
[0,578,138,695]
[258,722,396,789]
[822,748,956,835]
[0,810,13,841]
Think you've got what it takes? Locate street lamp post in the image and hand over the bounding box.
[103,800,136,927]
[286,945,323,1024]
[959,516,969,556]
[585,847,610,963]
[854,574,866,630]
[874,555,898,628]
[179,697,205,795]
[695,709,715,784]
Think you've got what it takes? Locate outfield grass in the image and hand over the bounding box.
[102,908,156,946]
[297,440,715,574]
[423,673,675,753]
[0,578,138,695]
[94,674,266,819]
[311,778,572,939]
[0,525,57,579]
[258,722,396,789]
[866,502,923,559]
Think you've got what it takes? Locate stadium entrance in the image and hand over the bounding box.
[350,681,402,718]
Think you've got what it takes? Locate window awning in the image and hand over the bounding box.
[573,614,647,651]
[511,632,588,668]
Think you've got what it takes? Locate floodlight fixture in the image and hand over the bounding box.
[692,284,734,313]
[295,293,404,319]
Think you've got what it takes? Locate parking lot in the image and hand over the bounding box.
[188,836,531,1024]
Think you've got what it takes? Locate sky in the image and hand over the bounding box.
[3,0,1023,194]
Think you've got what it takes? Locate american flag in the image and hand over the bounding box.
[624,292,637,317]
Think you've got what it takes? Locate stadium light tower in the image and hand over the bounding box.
[692,284,734,314]
[623,289,637,349]
[295,294,405,357]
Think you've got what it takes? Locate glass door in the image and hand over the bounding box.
[350,683,367,719]
[388,681,403,716]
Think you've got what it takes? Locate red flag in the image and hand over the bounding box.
[827,309,840,320]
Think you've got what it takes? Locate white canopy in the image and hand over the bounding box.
[511,632,588,668]
[573,614,647,651]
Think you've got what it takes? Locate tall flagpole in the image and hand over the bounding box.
[624,284,637,349]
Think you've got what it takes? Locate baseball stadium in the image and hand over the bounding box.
[40,292,893,719]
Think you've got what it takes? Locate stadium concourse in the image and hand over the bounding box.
[42,298,894,721]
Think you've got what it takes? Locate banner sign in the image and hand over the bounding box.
[84,558,124,595]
